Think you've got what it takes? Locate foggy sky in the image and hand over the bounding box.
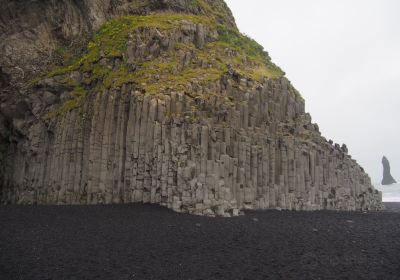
[225,0,400,183]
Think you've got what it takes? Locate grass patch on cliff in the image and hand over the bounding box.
[215,25,284,79]
[43,13,215,117]
[46,13,215,79]
[43,12,289,117]
[46,12,282,85]
[288,82,303,100]
[46,86,87,119]
[130,27,284,95]
[190,0,233,26]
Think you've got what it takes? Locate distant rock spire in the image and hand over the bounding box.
[381,156,397,185]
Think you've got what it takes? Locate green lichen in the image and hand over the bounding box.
[47,13,215,79]
[46,85,87,119]
[130,41,226,95]
[191,0,233,26]
[217,26,268,63]
[132,31,284,95]
[54,46,75,64]
[44,12,287,118]
[127,0,151,11]
[288,81,303,100]
[215,25,284,79]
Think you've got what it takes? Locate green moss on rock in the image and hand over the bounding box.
[46,85,87,119]
[43,12,288,118]
[47,13,215,78]
[190,0,234,26]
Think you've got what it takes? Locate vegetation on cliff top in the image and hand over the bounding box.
[189,0,234,26]
[47,14,214,77]
[42,12,288,118]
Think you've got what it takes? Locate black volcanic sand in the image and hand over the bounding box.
[1,203,400,280]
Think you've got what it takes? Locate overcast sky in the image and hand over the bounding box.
[225,0,400,184]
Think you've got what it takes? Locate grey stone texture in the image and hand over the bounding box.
[1,76,383,215]
[381,156,396,185]
[0,0,382,215]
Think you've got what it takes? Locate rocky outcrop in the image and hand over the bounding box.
[381,156,396,185]
[0,0,235,88]
[0,0,382,215]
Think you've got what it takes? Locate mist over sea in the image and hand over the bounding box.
[375,183,400,202]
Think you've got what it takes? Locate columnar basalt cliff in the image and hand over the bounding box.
[0,0,382,215]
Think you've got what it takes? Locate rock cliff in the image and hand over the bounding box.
[0,0,382,215]
[381,156,396,185]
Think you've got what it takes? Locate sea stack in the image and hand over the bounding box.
[0,0,382,215]
[381,156,396,185]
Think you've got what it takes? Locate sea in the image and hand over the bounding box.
[374,183,400,202]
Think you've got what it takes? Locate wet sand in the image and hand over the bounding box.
[1,203,399,280]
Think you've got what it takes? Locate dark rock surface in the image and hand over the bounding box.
[1,203,399,280]
[0,0,382,213]
[0,0,235,88]
[382,156,397,185]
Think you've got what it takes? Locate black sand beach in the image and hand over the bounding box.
[1,203,400,280]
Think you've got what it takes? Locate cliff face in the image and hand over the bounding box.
[0,0,382,215]
[0,0,235,88]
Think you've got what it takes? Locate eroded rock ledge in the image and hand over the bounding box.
[0,0,382,216]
